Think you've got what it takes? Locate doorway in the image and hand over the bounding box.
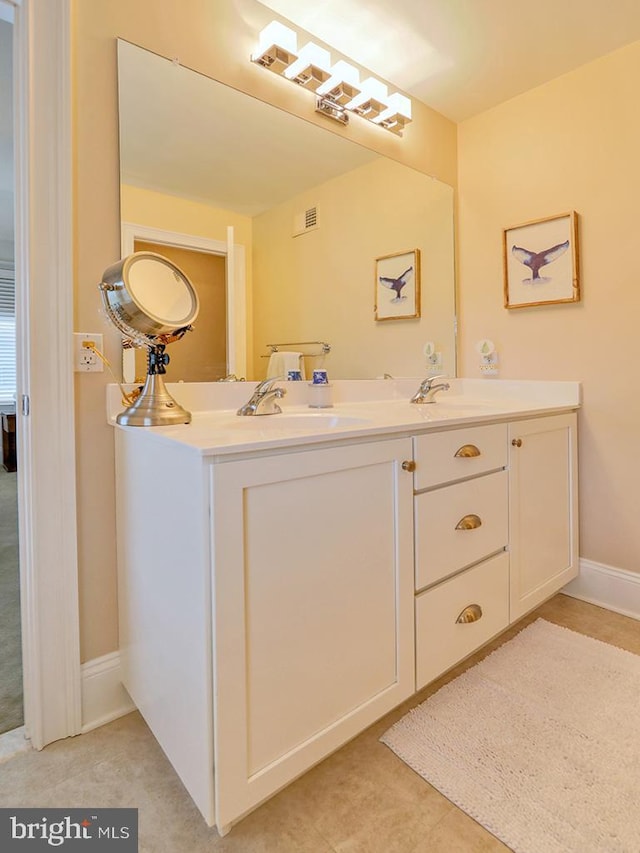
[121,222,247,384]
[133,240,228,382]
[0,0,81,753]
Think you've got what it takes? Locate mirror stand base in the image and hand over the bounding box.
[116,372,191,427]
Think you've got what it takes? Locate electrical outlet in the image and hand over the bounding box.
[74,333,104,372]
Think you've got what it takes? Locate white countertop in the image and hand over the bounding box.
[108,378,581,459]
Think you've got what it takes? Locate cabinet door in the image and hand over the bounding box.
[509,413,578,620]
[211,438,415,831]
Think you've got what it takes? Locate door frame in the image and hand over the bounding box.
[121,222,247,381]
[12,0,81,748]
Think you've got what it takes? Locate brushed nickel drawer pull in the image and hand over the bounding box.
[512,438,522,448]
[456,604,483,624]
[454,444,481,458]
[455,513,482,530]
[401,460,416,472]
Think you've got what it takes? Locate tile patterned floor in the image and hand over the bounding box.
[0,594,637,852]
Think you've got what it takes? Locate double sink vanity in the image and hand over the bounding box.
[110,377,579,834]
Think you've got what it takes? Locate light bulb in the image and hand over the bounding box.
[316,60,361,105]
[251,21,298,72]
[373,92,412,133]
[345,77,388,118]
[284,42,331,90]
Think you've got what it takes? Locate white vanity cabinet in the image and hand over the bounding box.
[508,413,578,620]
[413,423,511,689]
[210,438,415,829]
[113,389,579,835]
[414,424,509,590]
[412,413,578,690]
[116,431,415,833]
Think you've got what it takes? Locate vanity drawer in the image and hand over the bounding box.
[415,551,509,690]
[415,469,508,591]
[413,423,507,490]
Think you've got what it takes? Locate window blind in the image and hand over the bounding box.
[0,265,16,403]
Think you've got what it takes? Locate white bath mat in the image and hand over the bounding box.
[381,619,640,853]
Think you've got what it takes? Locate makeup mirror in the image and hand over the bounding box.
[100,251,199,425]
[117,40,457,381]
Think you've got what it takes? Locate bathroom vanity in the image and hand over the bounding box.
[111,378,579,834]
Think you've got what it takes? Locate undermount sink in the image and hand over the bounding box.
[237,412,369,429]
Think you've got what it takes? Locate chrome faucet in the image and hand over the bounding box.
[237,377,286,416]
[410,375,451,404]
[217,373,245,382]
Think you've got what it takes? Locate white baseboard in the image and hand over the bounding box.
[80,652,136,734]
[563,558,640,622]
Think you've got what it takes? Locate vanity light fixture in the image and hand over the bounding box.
[284,42,331,90]
[251,20,298,72]
[316,59,361,106]
[345,77,388,120]
[373,92,412,133]
[315,96,349,125]
[251,21,412,136]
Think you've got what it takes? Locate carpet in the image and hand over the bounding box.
[381,619,640,853]
[0,467,23,735]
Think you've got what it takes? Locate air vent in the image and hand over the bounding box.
[293,205,319,237]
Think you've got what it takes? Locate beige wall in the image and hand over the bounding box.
[120,185,253,248]
[73,0,457,660]
[252,158,455,379]
[457,40,640,575]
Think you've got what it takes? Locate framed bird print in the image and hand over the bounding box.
[375,249,421,321]
[503,211,580,309]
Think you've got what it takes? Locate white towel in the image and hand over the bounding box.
[266,351,305,380]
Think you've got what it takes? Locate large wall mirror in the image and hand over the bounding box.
[117,39,457,382]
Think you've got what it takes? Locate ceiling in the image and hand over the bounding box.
[258,0,640,121]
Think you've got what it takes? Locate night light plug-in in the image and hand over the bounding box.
[476,339,499,375]
[423,341,442,371]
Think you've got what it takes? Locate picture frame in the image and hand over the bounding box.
[503,211,580,309]
[374,249,421,321]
